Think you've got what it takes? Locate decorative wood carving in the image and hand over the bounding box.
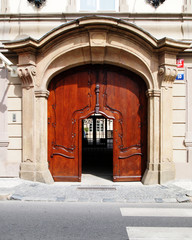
[95,84,100,113]
[17,65,36,89]
[71,71,92,148]
[51,144,75,160]
[54,144,74,152]
[119,153,143,159]
[51,153,74,159]
[119,145,142,159]
[50,88,76,157]
[102,70,127,150]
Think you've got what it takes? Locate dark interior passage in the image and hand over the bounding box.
[82,115,113,177]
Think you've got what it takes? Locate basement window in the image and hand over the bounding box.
[78,0,119,12]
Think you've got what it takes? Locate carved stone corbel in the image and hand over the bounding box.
[17,65,36,89]
[158,65,178,87]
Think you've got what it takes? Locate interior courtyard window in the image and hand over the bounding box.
[78,0,118,12]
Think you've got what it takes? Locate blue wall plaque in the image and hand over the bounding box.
[176,73,184,80]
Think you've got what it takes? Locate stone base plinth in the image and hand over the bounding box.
[20,162,54,184]
[142,162,175,185]
[142,169,159,185]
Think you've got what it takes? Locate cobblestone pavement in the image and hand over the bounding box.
[0,175,192,203]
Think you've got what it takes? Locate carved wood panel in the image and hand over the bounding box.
[99,67,147,181]
[48,67,94,181]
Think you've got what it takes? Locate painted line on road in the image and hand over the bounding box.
[126,227,192,240]
[120,208,192,217]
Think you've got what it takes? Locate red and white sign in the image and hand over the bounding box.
[176,59,184,68]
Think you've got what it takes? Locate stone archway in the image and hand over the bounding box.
[3,16,190,184]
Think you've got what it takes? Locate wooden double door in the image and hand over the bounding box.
[48,65,147,182]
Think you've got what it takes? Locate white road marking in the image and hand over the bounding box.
[126,227,192,240]
[120,208,192,217]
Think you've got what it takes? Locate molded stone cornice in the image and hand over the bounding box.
[1,13,192,21]
[158,65,178,84]
[3,16,191,53]
[17,64,36,89]
[156,37,191,53]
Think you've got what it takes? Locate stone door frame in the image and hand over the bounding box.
[4,16,190,184]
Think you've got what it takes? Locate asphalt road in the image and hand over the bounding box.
[0,202,192,240]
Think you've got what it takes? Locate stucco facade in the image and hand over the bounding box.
[0,0,192,183]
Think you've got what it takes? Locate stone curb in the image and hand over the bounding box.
[10,194,23,201]
[186,191,192,197]
[0,193,12,201]
[176,195,191,203]
[1,180,192,203]
[0,195,191,203]
[4,195,190,203]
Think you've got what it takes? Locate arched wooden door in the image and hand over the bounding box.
[48,65,147,182]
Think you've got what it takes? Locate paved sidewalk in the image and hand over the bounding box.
[0,175,192,203]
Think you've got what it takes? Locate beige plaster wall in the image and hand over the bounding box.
[1,0,184,14]
[172,56,192,180]
[7,58,21,177]
[0,0,191,42]
[172,76,187,162]
[0,56,21,177]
